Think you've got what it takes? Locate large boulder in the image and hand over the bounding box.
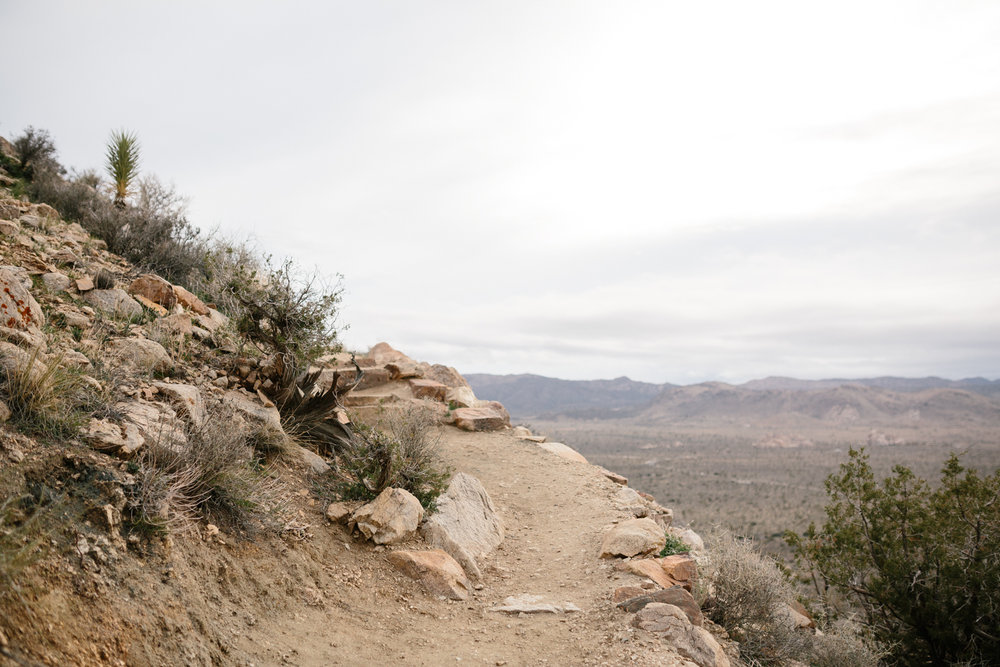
[452,406,508,432]
[172,284,209,315]
[387,549,471,600]
[600,518,666,558]
[349,488,424,544]
[630,603,730,667]
[420,473,504,580]
[128,274,177,310]
[0,268,44,332]
[84,289,144,320]
[106,337,173,374]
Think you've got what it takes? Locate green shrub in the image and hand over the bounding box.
[788,448,1000,666]
[336,405,450,510]
[659,532,691,557]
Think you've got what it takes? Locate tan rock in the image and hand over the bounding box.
[600,518,666,558]
[223,390,283,431]
[631,603,730,667]
[368,341,409,365]
[325,502,353,523]
[107,337,173,373]
[349,487,424,544]
[172,284,209,315]
[75,276,94,292]
[293,444,330,474]
[409,378,448,402]
[129,274,178,310]
[133,294,169,316]
[596,466,628,485]
[82,418,145,458]
[674,527,705,552]
[490,594,581,614]
[387,549,471,600]
[620,558,679,589]
[422,363,470,389]
[612,586,648,603]
[41,272,71,293]
[193,308,229,333]
[0,268,44,332]
[661,554,698,585]
[385,359,423,380]
[452,407,508,432]
[0,220,18,236]
[153,382,205,428]
[537,441,588,464]
[420,472,504,580]
[617,585,703,626]
[445,385,477,408]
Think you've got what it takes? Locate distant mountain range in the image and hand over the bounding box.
[466,373,1000,422]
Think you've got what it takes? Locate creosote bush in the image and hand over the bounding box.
[129,404,283,536]
[336,404,450,510]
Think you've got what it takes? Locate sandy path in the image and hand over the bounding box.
[238,429,682,666]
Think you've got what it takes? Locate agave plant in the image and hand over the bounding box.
[105,129,140,208]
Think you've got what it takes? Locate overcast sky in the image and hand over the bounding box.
[3,1,999,383]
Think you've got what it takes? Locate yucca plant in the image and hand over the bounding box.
[105,129,140,208]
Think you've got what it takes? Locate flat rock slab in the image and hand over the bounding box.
[537,441,588,464]
[83,288,144,320]
[490,594,581,614]
[129,274,178,309]
[409,378,448,402]
[600,518,666,558]
[387,549,471,600]
[619,554,697,591]
[452,407,508,432]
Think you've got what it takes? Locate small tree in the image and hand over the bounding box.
[788,448,1000,666]
[105,129,140,207]
[11,126,59,181]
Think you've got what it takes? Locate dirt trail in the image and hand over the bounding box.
[238,429,685,666]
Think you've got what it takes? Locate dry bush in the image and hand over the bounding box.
[1,349,90,439]
[128,404,284,535]
[336,404,450,510]
[703,529,808,666]
[806,617,885,667]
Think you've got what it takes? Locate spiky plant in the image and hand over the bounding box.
[105,129,140,208]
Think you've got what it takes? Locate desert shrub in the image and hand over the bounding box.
[659,532,691,557]
[806,617,886,667]
[208,249,343,364]
[1,349,90,439]
[128,404,282,535]
[704,530,809,666]
[10,126,59,181]
[336,404,450,510]
[27,168,103,221]
[788,448,1000,666]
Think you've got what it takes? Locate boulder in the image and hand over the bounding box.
[537,441,588,464]
[612,586,649,604]
[172,284,209,315]
[385,359,423,380]
[293,444,330,474]
[193,308,229,333]
[452,407,508,432]
[600,518,666,558]
[325,502,353,524]
[75,276,94,292]
[0,268,44,331]
[616,585,703,626]
[153,382,205,428]
[129,274,177,310]
[422,363,470,389]
[368,341,409,366]
[631,604,729,667]
[83,289,143,320]
[781,602,815,629]
[349,488,424,545]
[408,378,447,402]
[420,472,504,580]
[445,385,476,408]
[387,549,471,600]
[0,220,18,236]
[107,337,173,373]
[674,527,705,552]
[117,401,186,449]
[41,272,71,293]
[475,400,511,425]
[620,558,683,590]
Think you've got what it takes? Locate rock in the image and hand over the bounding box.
[133,294,169,316]
[491,594,581,614]
[82,418,145,458]
[445,385,476,408]
[537,441,588,463]
[349,488,424,544]
[107,337,173,373]
[596,466,628,485]
[129,274,178,310]
[153,382,205,428]
[223,390,283,431]
[512,426,532,437]
[0,268,44,331]
[385,360,423,380]
[41,271,71,293]
[172,284,209,315]
[631,604,730,667]
[0,220,18,236]
[452,407,508,432]
[368,341,409,365]
[660,554,698,585]
[617,486,644,506]
[0,399,10,423]
[59,349,92,368]
[617,585,703,626]
[0,325,45,350]
[422,363,470,389]
[620,558,683,590]
[0,266,31,290]
[420,473,504,580]
[325,502,353,523]
[117,401,186,449]
[150,312,193,338]
[387,549,472,600]
[408,378,448,401]
[612,586,649,603]
[75,276,95,292]
[19,214,41,228]
[674,528,705,552]
[193,308,229,333]
[32,203,59,220]
[781,602,815,629]
[293,444,330,474]
[83,288,144,320]
[474,400,511,425]
[600,518,666,558]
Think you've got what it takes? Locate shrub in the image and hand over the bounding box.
[659,532,691,557]
[788,448,1000,666]
[703,530,809,666]
[105,129,140,207]
[1,349,89,439]
[336,404,450,510]
[10,126,59,181]
[128,404,282,535]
